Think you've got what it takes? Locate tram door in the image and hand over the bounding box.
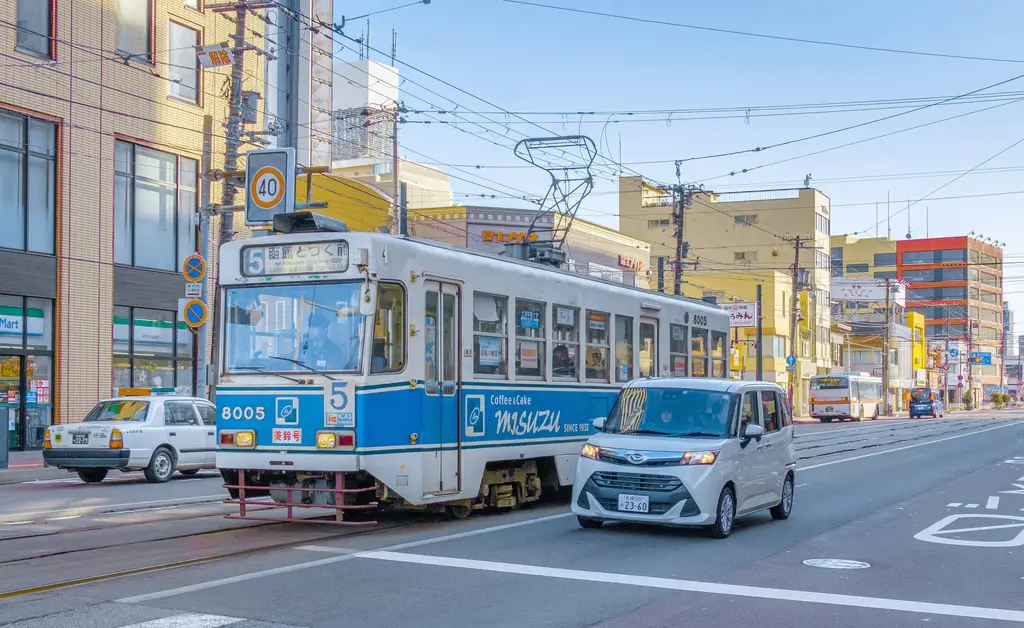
[423,281,461,494]
[639,317,659,377]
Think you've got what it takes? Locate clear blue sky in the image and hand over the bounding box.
[333,0,1024,297]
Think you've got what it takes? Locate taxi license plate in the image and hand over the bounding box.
[72,433,89,445]
[617,494,649,513]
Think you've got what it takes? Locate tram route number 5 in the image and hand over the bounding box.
[329,381,349,410]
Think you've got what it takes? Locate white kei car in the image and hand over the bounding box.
[571,378,797,538]
[43,393,218,483]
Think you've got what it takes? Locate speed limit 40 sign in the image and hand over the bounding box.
[244,147,296,226]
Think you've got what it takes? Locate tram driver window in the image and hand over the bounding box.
[711,330,727,378]
[552,305,579,380]
[615,315,634,382]
[370,284,405,374]
[473,293,507,377]
[585,310,610,382]
[691,327,708,377]
[515,299,545,378]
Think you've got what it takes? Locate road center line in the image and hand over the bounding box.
[117,511,573,603]
[119,613,244,628]
[358,551,1024,623]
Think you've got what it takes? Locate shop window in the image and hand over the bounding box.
[113,305,194,395]
[552,305,579,380]
[370,284,405,373]
[711,330,727,378]
[16,0,54,58]
[669,323,687,377]
[0,111,56,254]
[472,293,507,377]
[691,327,708,377]
[614,315,634,382]
[114,141,197,271]
[0,294,54,451]
[514,299,545,379]
[585,310,609,382]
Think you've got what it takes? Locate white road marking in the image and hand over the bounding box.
[117,511,574,603]
[801,421,1022,471]
[987,496,1000,510]
[0,495,226,521]
[120,613,243,628]
[915,515,1024,548]
[796,483,809,488]
[357,551,1024,623]
[966,504,979,509]
[46,515,82,521]
[1,521,33,525]
[947,503,962,508]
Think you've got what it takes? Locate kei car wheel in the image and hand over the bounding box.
[770,474,794,521]
[711,486,736,539]
[577,516,604,529]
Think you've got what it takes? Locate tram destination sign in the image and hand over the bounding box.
[242,241,350,277]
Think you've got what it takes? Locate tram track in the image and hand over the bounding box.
[794,419,1013,461]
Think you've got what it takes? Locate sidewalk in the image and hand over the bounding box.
[0,450,69,485]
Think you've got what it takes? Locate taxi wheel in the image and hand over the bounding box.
[77,469,107,483]
[144,447,176,483]
[710,486,736,539]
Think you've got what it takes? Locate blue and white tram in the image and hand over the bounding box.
[214,218,730,521]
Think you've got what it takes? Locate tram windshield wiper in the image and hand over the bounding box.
[267,356,336,381]
[232,365,307,385]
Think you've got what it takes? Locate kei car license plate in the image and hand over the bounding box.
[617,493,649,513]
[72,433,89,445]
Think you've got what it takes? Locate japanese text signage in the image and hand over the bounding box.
[724,302,758,328]
[243,241,350,277]
[618,255,643,271]
[481,230,539,244]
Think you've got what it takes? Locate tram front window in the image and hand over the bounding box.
[224,283,365,373]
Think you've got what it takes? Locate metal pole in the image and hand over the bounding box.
[672,185,685,296]
[392,108,400,234]
[882,279,891,416]
[755,283,764,381]
[398,181,408,236]
[788,237,802,404]
[218,2,247,246]
[198,115,213,400]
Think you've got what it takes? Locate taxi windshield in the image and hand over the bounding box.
[83,400,150,422]
[603,387,737,438]
[224,282,365,374]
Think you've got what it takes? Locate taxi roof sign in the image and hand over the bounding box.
[116,387,177,397]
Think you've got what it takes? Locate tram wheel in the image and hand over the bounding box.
[448,504,472,520]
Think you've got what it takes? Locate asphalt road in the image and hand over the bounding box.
[2,414,1023,628]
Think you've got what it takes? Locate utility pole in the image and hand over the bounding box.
[882,279,891,416]
[392,107,400,234]
[671,184,688,296]
[755,283,764,380]
[197,115,214,399]
[784,236,804,404]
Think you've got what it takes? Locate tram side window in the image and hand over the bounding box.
[515,299,545,379]
[370,284,406,373]
[669,324,688,377]
[585,310,610,382]
[691,327,709,377]
[552,305,579,380]
[710,330,727,378]
[615,315,634,382]
[473,292,507,377]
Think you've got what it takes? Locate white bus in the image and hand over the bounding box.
[809,372,883,423]
[214,214,731,522]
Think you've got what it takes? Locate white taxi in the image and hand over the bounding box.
[43,389,217,483]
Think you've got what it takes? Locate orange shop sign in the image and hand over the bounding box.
[618,255,644,270]
[481,230,539,244]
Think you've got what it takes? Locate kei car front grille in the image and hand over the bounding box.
[590,471,682,492]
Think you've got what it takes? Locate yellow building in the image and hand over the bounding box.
[619,178,833,413]
[295,175,392,233]
[0,0,264,448]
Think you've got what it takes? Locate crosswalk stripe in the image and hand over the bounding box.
[120,613,242,628]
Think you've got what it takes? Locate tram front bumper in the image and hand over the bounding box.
[216,450,363,473]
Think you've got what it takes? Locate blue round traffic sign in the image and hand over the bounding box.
[948,348,959,357]
[183,299,207,328]
[183,254,207,282]
[786,355,797,367]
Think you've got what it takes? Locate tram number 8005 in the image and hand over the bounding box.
[692,314,708,327]
[221,406,266,421]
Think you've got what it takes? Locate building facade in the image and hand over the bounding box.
[1,0,264,449]
[619,180,834,410]
[897,236,1004,399]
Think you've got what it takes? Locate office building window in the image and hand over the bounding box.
[117,0,153,61]
[735,214,758,226]
[185,0,200,8]
[647,219,669,229]
[873,252,896,267]
[846,263,869,274]
[0,111,56,254]
[814,213,829,234]
[874,270,897,280]
[112,306,195,395]
[168,23,199,102]
[16,0,53,58]
[114,141,197,271]
[830,247,843,277]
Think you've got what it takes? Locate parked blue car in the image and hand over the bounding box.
[909,387,944,418]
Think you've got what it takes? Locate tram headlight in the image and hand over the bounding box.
[317,432,338,449]
[580,443,600,460]
[233,431,256,449]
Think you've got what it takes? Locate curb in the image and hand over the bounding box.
[0,468,71,486]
